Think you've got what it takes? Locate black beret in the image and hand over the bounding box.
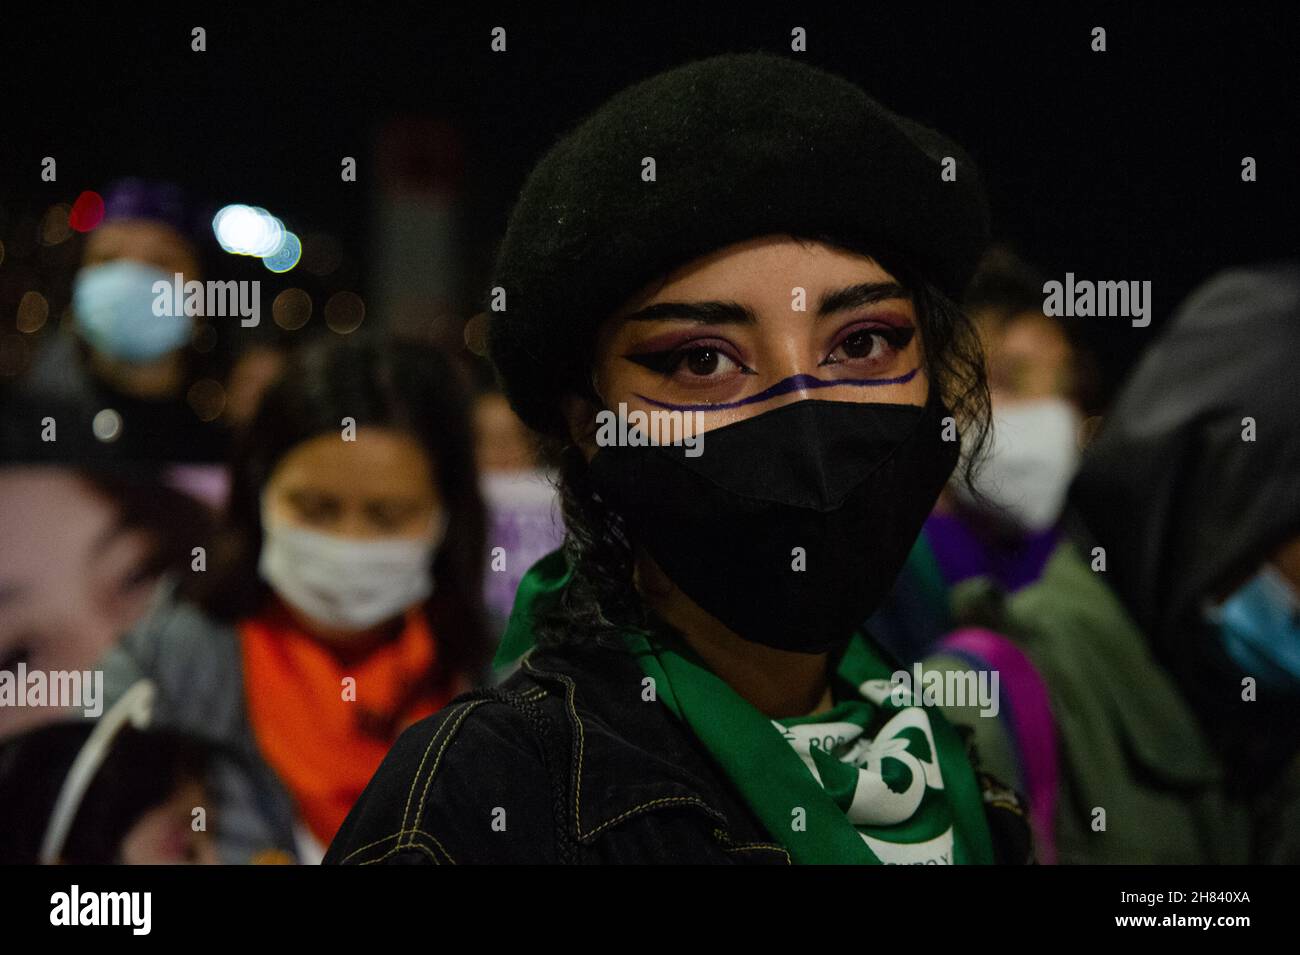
[488,51,990,436]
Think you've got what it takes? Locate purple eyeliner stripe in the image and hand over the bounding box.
[634,367,919,412]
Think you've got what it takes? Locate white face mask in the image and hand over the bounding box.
[258,500,447,632]
[956,397,1082,532]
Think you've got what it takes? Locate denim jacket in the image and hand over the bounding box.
[324,637,1033,864]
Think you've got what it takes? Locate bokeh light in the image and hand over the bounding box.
[463,312,490,356]
[324,291,365,334]
[68,191,105,232]
[16,291,49,333]
[262,231,302,273]
[272,288,312,330]
[92,408,123,442]
[187,378,227,422]
[214,204,285,256]
[40,204,73,246]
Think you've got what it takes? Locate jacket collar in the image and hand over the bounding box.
[498,550,778,849]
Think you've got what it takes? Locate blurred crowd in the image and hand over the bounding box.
[1,178,1297,864]
[0,180,563,863]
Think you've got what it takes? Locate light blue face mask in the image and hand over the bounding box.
[72,260,191,363]
[1210,564,1300,690]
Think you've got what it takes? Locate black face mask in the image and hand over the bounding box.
[586,393,960,653]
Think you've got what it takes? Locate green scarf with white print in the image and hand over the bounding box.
[620,627,995,864]
[495,548,995,864]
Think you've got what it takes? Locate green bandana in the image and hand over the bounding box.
[495,549,995,865]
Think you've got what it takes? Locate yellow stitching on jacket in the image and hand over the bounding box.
[342,673,787,863]
[344,829,456,864]
[710,827,791,861]
[408,699,489,847]
[399,701,471,835]
[340,831,404,862]
[521,657,591,837]
[378,691,549,862]
[360,841,443,865]
[582,796,717,838]
[403,830,456,864]
[522,658,740,847]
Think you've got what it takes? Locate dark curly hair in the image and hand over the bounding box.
[522,234,990,653]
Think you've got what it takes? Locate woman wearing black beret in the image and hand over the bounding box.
[326,52,1032,865]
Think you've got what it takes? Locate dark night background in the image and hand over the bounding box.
[3,3,1297,396]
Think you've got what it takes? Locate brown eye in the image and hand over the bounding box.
[824,324,915,367]
[840,330,879,359]
[685,348,720,375]
[625,339,747,379]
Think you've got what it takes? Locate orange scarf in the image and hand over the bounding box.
[240,603,452,846]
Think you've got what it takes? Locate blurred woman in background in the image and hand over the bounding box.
[96,333,489,862]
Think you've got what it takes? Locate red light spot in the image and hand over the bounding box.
[69,191,105,232]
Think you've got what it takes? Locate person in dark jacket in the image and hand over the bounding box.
[326,52,1033,865]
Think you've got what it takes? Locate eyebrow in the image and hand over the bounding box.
[618,281,911,325]
[816,281,911,316]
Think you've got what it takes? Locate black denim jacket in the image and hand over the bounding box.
[324,641,1033,865]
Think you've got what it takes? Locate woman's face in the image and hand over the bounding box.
[570,235,928,447]
[260,427,443,642]
[0,469,162,739]
[976,308,1075,407]
[262,427,442,540]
